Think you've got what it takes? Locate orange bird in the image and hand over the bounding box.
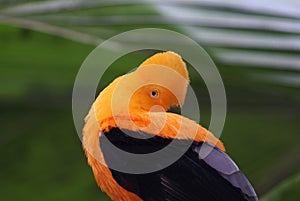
[82,52,258,201]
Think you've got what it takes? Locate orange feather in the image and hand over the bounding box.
[82,51,224,201]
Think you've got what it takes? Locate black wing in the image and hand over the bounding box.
[100,128,258,201]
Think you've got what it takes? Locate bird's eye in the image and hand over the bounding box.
[150,89,159,98]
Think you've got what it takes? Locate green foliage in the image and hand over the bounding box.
[0,25,299,201]
[261,172,300,201]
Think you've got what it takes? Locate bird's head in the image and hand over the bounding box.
[110,51,189,115]
[95,51,189,122]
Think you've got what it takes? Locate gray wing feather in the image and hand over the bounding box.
[194,146,258,201]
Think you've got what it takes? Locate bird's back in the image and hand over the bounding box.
[100,128,258,201]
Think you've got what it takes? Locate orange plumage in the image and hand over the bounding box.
[82,52,226,201]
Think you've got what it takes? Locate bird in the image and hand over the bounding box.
[82,51,258,201]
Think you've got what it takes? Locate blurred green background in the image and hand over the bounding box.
[1,1,299,201]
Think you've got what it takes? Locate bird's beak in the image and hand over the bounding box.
[167,105,182,115]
